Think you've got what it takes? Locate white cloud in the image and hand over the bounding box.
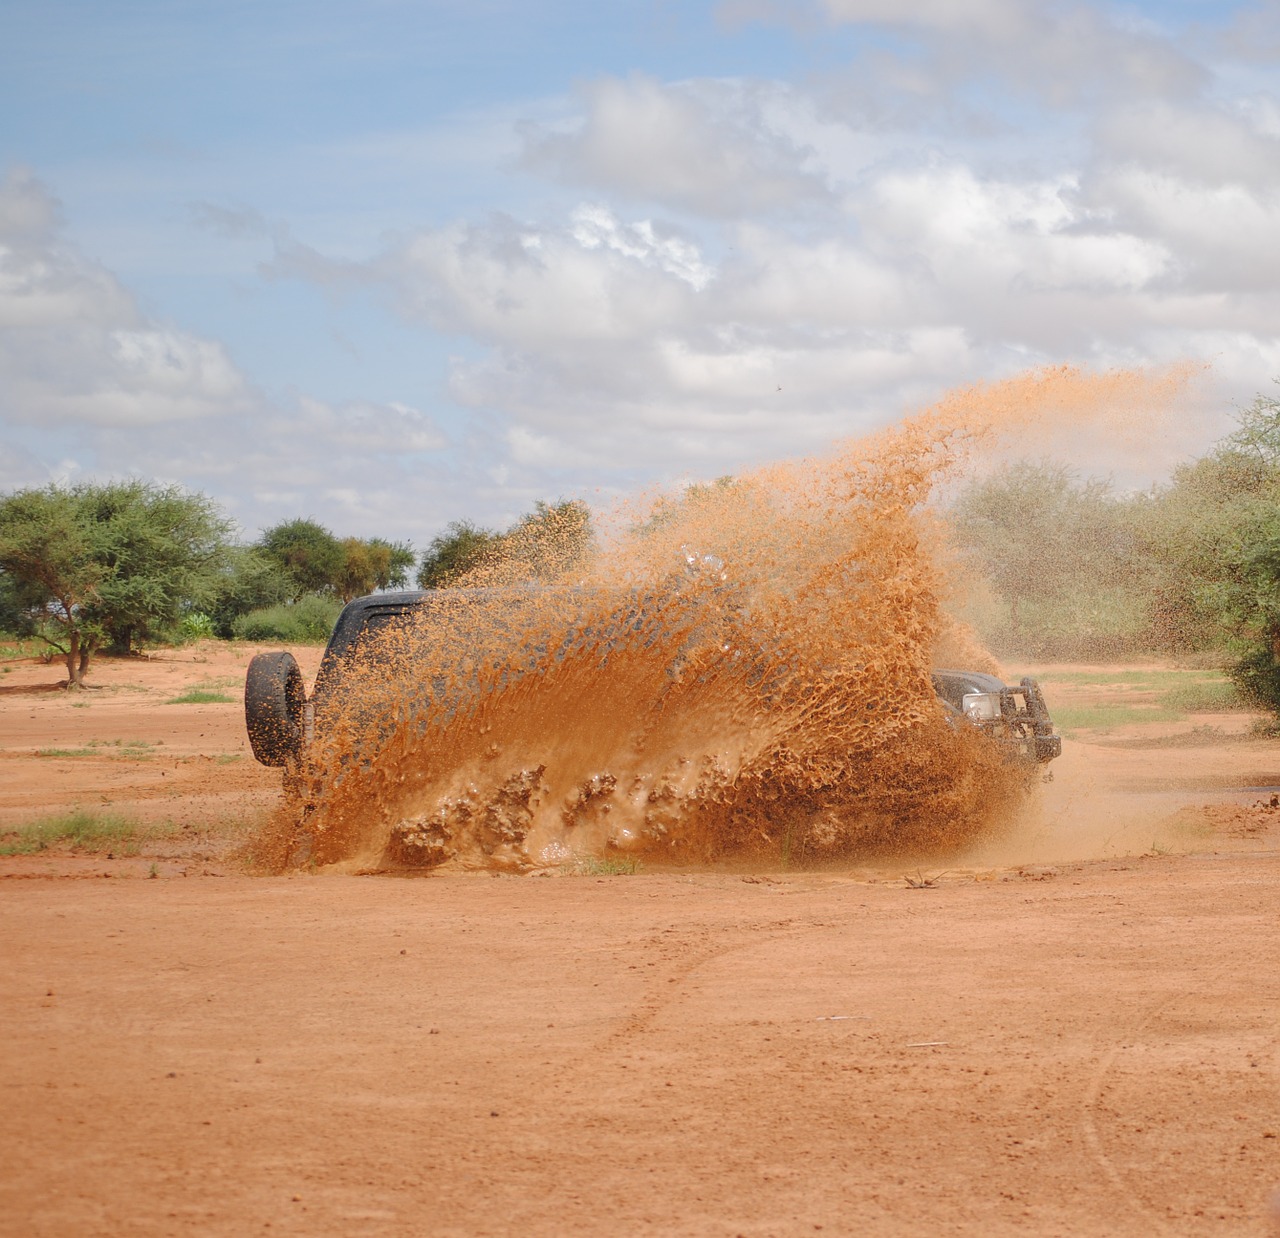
[1095,98,1280,192]
[67,393,458,540]
[822,0,1028,38]
[519,74,833,216]
[293,396,447,454]
[267,33,1280,486]
[570,205,713,290]
[806,0,1205,129]
[0,168,251,427]
[9,2,1280,539]
[0,167,466,541]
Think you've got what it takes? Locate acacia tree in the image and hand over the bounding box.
[1145,389,1280,709]
[0,481,232,681]
[259,519,414,601]
[0,486,108,685]
[81,481,233,654]
[337,536,415,601]
[416,502,594,589]
[417,520,503,588]
[207,546,296,637]
[504,500,594,581]
[258,518,346,599]
[950,461,1143,650]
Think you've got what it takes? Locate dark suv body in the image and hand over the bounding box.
[245,590,1061,774]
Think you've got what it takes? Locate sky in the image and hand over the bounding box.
[2,0,1278,543]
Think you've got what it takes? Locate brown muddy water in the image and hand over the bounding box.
[259,366,1191,873]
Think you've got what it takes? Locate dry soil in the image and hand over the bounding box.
[1,644,1278,1236]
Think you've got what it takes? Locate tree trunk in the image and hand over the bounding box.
[66,629,83,688]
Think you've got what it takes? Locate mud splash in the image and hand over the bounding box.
[262,366,1189,872]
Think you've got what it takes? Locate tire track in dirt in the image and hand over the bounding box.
[1078,996,1178,1234]
[597,913,820,1047]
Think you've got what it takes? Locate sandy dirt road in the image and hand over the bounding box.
[3,857,1278,1237]
[1,646,1279,1235]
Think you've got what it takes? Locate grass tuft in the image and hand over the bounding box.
[166,689,235,705]
[0,810,163,856]
[562,855,642,876]
[37,739,155,759]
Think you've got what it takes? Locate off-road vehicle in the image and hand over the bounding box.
[244,590,1062,780]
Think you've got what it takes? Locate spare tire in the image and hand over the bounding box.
[245,651,307,767]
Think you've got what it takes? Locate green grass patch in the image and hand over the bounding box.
[166,689,236,704]
[37,739,156,759]
[1016,669,1224,687]
[1155,680,1247,712]
[563,855,642,876]
[1012,667,1248,720]
[0,810,168,856]
[1050,703,1187,733]
[0,636,44,661]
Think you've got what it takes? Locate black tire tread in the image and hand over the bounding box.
[245,651,306,767]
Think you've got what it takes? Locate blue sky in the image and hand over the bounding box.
[2,0,1278,541]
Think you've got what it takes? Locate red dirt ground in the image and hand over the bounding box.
[1,645,1278,1236]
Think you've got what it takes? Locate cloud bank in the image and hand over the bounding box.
[0,169,450,534]
[3,0,1279,538]
[267,2,1280,488]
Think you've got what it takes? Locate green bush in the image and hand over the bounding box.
[231,594,342,644]
[1229,648,1280,715]
[177,611,216,643]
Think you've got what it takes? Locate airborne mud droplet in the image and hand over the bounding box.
[260,365,1190,872]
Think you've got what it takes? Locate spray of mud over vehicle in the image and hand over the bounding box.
[239,364,1203,872]
[245,587,1060,873]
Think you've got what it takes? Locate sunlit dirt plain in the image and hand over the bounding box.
[2,642,1278,1236]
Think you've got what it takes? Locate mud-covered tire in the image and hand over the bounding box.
[245,651,306,767]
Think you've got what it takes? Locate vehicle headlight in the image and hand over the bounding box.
[962,692,1003,721]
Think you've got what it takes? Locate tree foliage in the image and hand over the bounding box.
[950,462,1147,655]
[80,482,233,654]
[1153,391,1280,709]
[417,520,503,588]
[416,501,593,589]
[258,518,346,599]
[337,536,415,602]
[0,481,232,683]
[947,385,1280,707]
[502,500,594,582]
[257,518,415,602]
[207,547,296,638]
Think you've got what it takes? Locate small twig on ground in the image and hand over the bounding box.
[903,869,948,888]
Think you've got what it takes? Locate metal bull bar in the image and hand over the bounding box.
[958,676,1062,763]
